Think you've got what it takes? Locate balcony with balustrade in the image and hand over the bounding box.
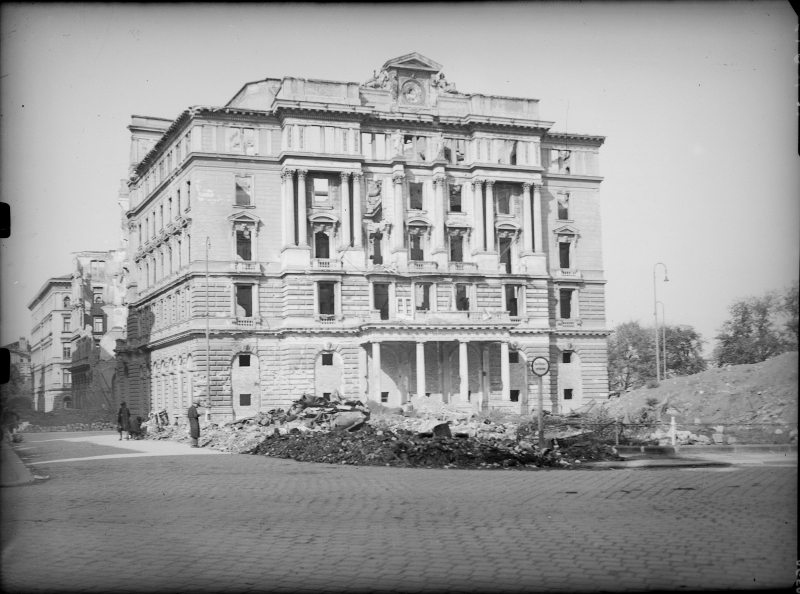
[311,258,342,270]
[447,262,478,273]
[553,269,582,280]
[405,260,439,272]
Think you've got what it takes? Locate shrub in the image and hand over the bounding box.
[645,380,660,389]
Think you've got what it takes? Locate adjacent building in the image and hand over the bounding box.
[28,276,73,411]
[116,53,609,423]
[0,337,33,408]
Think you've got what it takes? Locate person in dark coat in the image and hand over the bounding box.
[117,402,131,440]
[188,399,201,448]
[129,415,141,440]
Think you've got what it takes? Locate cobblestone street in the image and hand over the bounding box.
[2,432,796,593]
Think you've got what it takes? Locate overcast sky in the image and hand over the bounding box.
[1,2,798,353]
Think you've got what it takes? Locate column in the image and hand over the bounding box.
[522,182,533,253]
[340,172,351,249]
[392,172,405,252]
[281,169,295,247]
[416,341,426,398]
[472,180,484,251]
[433,176,446,253]
[297,169,308,247]
[533,182,543,253]
[484,180,495,251]
[372,342,381,402]
[389,282,396,318]
[352,172,363,248]
[459,340,469,404]
[500,341,510,401]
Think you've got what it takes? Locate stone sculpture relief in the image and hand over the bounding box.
[431,72,458,94]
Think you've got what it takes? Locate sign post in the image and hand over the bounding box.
[530,357,550,450]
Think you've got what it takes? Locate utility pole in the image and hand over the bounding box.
[653,263,668,382]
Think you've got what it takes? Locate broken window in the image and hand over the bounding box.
[563,389,573,400]
[505,285,520,317]
[455,284,470,311]
[415,283,431,311]
[509,141,517,166]
[321,353,333,366]
[235,285,253,318]
[559,242,571,269]
[409,182,423,210]
[510,389,520,402]
[403,135,414,158]
[93,287,103,303]
[313,178,329,205]
[374,283,390,320]
[509,352,519,364]
[449,184,461,212]
[557,194,570,220]
[562,352,572,364]
[236,229,252,261]
[318,282,335,316]
[314,231,330,259]
[369,232,383,265]
[559,289,573,319]
[90,260,105,278]
[243,128,255,155]
[239,355,250,367]
[235,175,253,206]
[63,296,71,308]
[449,235,463,263]
[499,238,512,273]
[409,233,424,261]
[240,394,251,406]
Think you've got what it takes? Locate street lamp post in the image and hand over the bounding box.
[205,237,211,423]
[657,300,667,380]
[653,263,669,382]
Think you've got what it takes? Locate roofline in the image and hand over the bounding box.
[27,276,72,310]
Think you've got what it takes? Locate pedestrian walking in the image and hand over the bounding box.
[129,414,141,440]
[117,402,131,440]
[188,399,201,448]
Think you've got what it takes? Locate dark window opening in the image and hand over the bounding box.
[559,289,573,319]
[409,234,424,261]
[236,285,253,318]
[381,392,389,403]
[425,393,431,398]
[403,135,414,158]
[558,197,569,220]
[505,285,519,317]
[509,352,519,364]
[564,389,573,400]
[449,185,461,212]
[443,147,452,162]
[240,394,251,406]
[467,390,471,402]
[314,231,330,259]
[321,353,333,366]
[559,242,571,269]
[455,284,470,311]
[450,235,463,262]
[318,282,335,316]
[499,238,512,273]
[236,229,252,261]
[239,354,251,367]
[409,182,423,210]
[562,352,572,364]
[63,296,71,308]
[323,392,331,399]
[509,142,517,166]
[416,284,431,311]
[63,396,73,408]
[374,283,390,320]
[370,232,383,265]
[510,389,520,402]
[497,186,511,215]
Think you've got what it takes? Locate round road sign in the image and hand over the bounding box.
[530,357,550,376]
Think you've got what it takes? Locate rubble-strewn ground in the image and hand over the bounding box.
[17,407,117,432]
[602,351,798,445]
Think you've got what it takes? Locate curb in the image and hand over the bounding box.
[583,459,731,469]
[615,444,797,456]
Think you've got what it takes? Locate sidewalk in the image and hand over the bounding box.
[1,442,36,487]
[615,443,797,456]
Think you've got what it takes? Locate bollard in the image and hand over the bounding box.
[670,416,676,447]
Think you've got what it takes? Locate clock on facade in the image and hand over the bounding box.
[400,79,425,105]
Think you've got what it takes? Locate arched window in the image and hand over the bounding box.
[63,296,71,308]
[62,396,73,409]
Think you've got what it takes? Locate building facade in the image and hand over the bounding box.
[28,276,74,411]
[116,53,609,423]
[0,337,33,408]
[67,250,130,410]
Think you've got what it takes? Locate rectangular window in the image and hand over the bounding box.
[236,229,252,261]
[374,283,390,320]
[168,197,173,220]
[90,260,105,277]
[318,282,336,316]
[559,289,573,319]
[510,389,520,402]
[63,370,71,386]
[62,343,71,359]
[235,175,253,206]
[314,231,330,259]
[504,285,519,317]
[176,188,181,213]
[239,354,250,367]
[239,394,251,406]
[243,128,256,155]
[496,185,511,215]
[409,182,423,210]
[409,234,423,261]
[564,389,573,400]
[455,284,470,311]
[499,237,512,273]
[313,178,329,205]
[562,352,572,364]
[93,316,104,333]
[558,196,569,220]
[63,316,71,332]
[415,283,431,311]
[449,235,463,263]
[559,243,571,269]
[381,392,389,403]
[235,285,253,318]
[449,184,461,212]
[93,287,103,303]
[321,353,333,366]
[370,232,383,265]
[509,352,519,364]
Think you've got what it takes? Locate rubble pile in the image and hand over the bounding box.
[17,407,118,433]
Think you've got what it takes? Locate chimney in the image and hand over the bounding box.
[19,337,28,351]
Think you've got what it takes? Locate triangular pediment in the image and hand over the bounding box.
[228,212,261,224]
[552,224,579,235]
[382,53,442,73]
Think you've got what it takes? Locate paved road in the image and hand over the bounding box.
[2,432,796,593]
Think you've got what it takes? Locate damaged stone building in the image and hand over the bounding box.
[115,53,609,423]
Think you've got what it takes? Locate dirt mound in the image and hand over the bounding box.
[603,352,798,428]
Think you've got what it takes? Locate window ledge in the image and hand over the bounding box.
[233,204,255,209]
[556,218,574,223]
